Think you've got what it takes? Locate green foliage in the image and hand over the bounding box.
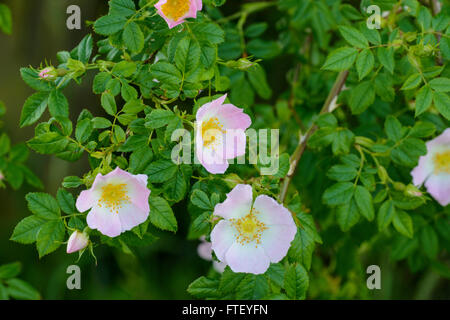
[0,262,40,300]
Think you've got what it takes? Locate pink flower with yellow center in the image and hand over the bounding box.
[76,167,151,237]
[411,128,450,206]
[210,184,297,274]
[155,0,202,29]
[196,95,251,174]
[197,236,227,273]
[66,230,89,254]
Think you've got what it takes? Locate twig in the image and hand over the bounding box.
[279,70,349,203]
[288,64,306,131]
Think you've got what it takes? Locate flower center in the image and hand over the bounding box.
[201,117,224,148]
[161,0,190,21]
[230,209,267,246]
[98,183,129,214]
[433,150,450,174]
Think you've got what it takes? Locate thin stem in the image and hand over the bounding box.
[279,70,349,203]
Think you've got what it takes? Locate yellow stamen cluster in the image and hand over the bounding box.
[201,117,224,149]
[433,150,450,174]
[98,183,130,214]
[161,0,190,21]
[230,209,267,247]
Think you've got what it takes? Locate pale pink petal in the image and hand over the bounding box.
[117,203,149,233]
[213,261,226,273]
[217,104,252,130]
[196,95,227,122]
[252,195,296,226]
[86,207,122,237]
[210,220,236,262]
[197,241,213,261]
[225,242,270,274]
[427,128,450,150]
[213,184,253,219]
[260,225,297,263]
[424,173,450,206]
[224,129,247,159]
[66,231,89,254]
[411,154,433,186]
[76,189,98,212]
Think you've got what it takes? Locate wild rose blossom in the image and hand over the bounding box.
[210,184,297,274]
[155,0,202,29]
[197,237,226,273]
[411,128,450,206]
[76,167,151,237]
[196,95,251,174]
[66,230,89,254]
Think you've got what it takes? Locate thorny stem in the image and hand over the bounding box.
[279,70,349,203]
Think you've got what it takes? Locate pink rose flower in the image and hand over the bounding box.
[197,236,226,273]
[76,167,151,237]
[210,184,297,274]
[411,128,450,206]
[66,230,89,254]
[196,95,251,174]
[155,0,202,29]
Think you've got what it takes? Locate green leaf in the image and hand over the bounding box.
[409,121,436,138]
[163,170,187,202]
[284,264,309,300]
[236,274,269,300]
[433,92,450,120]
[101,92,117,116]
[147,160,177,183]
[336,199,360,231]
[150,62,182,85]
[75,118,93,143]
[175,36,201,74]
[0,4,12,34]
[393,210,414,238]
[323,182,354,206]
[415,85,433,116]
[19,92,49,127]
[327,165,358,181]
[322,47,358,71]
[377,200,395,231]
[48,90,69,119]
[219,268,246,294]
[401,73,422,90]
[190,23,225,45]
[5,279,40,300]
[56,189,75,214]
[129,147,153,174]
[354,185,375,221]
[27,132,69,155]
[36,220,65,258]
[349,81,375,114]
[377,47,395,74]
[420,225,439,259]
[109,0,136,17]
[0,262,21,279]
[191,189,212,210]
[187,276,219,299]
[429,77,450,92]
[77,34,93,63]
[391,138,426,167]
[123,22,144,53]
[10,216,46,244]
[25,193,60,219]
[94,15,127,35]
[93,72,112,94]
[338,25,368,48]
[145,109,174,129]
[385,115,403,142]
[356,49,374,80]
[148,196,178,232]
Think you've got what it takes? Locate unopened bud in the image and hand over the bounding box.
[224,58,258,71]
[405,184,422,197]
[66,230,89,254]
[393,182,406,191]
[38,67,57,80]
